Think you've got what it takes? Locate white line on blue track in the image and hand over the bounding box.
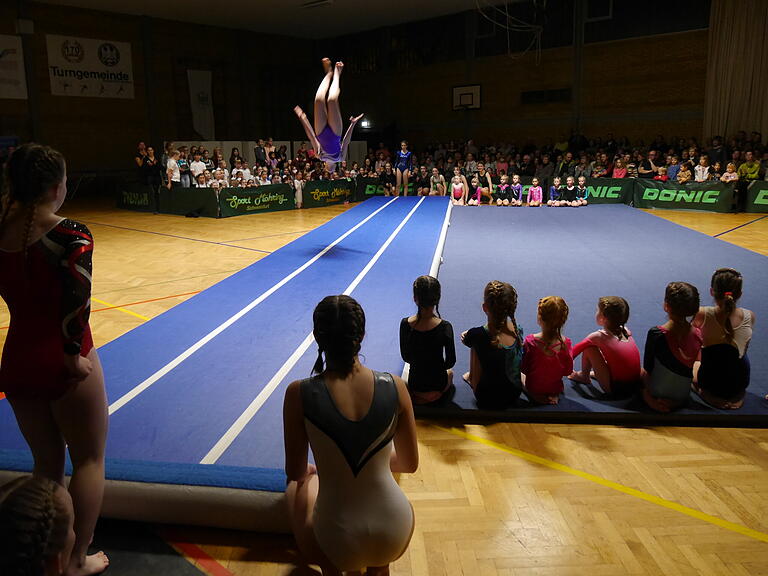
[107,197,400,416]
[200,197,427,465]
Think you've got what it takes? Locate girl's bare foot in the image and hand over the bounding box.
[462,372,471,384]
[335,61,344,74]
[350,113,364,123]
[568,371,591,384]
[293,105,305,118]
[66,551,109,576]
[322,57,332,73]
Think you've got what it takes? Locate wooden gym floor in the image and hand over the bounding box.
[1,201,767,575]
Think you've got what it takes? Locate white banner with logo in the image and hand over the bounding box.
[187,69,215,139]
[0,34,28,99]
[46,34,134,98]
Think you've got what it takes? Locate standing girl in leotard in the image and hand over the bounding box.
[294,58,363,174]
[570,296,643,397]
[394,141,413,196]
[0,144,109,576]
[284,295,418,576]
[692,268,754,409]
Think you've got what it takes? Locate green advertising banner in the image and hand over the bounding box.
[159,187,219,218]
[356,177,414,198]
[218,185,294,217]
[117,183,154,212]
[745,181,768,213]
[633,179,734,212]
[302,179,354,208]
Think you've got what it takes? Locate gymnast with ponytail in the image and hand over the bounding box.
[399,275,456,404]
[461,281,524,409]
[0,144,108,575]
[283,295,418,575]
[692,268,755,409]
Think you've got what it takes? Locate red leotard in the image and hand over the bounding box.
[0,219,94,400]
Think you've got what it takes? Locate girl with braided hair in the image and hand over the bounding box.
[399,275,456,404]
[692,268,754,409]
[0,475,75,576]
[283,295,418,575]
[461,281,524,409]
[642,282,702,412]
[522,296,573,405]
[0,144,109,576]
[569,297,643,398]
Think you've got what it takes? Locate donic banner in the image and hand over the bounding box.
[46,35,134,98]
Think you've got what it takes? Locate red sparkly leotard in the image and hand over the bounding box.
[0,219,94,400]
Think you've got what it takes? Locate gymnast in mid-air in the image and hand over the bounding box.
[294,58,363,173]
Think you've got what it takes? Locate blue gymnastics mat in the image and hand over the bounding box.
[424,204,768,426]
[0,196,451,506]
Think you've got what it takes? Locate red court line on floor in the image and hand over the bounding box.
[0,290,202,331]
[91,290,202,312]
[160,531,236,576]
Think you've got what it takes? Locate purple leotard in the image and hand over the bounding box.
[317,125,342,163]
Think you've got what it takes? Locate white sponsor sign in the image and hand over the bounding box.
[46,34,134,98]
[0,34,28,100]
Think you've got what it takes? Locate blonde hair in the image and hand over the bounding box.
[538,296,569,344]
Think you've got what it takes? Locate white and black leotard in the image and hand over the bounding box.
[300,371,414,571]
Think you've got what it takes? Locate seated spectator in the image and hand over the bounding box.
[694,156,710,182]
[202,149,214,171]
[461,281,524,409]
[611,158,627,178]
[574,155,592,178]
[677,163,692,183]
[229,147,243,169]
[737,151,761,182]
[400,276,456,404]
[283,295,417,576]
[0,476,78,576]
[653,166,669,182]
[710,161,722,180]
[692,268,753,409]
[194,173,207,188]
[667,155,681,181]
[637,151,655,178]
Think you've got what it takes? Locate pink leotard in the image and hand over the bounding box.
[471,187,482,202]
[572,329,641,383]
[528,185,543,203]
[521,335,573,395]
[452,179,464,199]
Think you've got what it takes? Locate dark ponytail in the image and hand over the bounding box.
[484,281,519,348]
[598,296,630,339]
[413,275,441,322]
[711,268,742,342]
[312,295,366,378]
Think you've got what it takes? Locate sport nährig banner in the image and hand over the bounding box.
[745,181,768,214]
[302,179,354,208]
[219,185,294,217]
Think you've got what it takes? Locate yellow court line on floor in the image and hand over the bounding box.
[91,297,150,322]
[436,425,768,544]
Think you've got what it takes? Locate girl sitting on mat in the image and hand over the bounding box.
[569,297,642,398]
[692,268,754,409]
[450,167,468,205]
[0,144,109,576]
[430,167,446,196]
[284,295,418,576]
[467,176,483,205]
[294,58,363,174]
[563,176,579,207]
[400,276,456,405]
[493,174,511,206]
[522,296,573,405]
[461,281,524,409]
[0,475,75,576]
[642,282,702,412]
[547,176,563,206]
[527,177,543,206]
[576,175,589,206]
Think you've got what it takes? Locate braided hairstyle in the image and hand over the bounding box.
[538,296,569,345]
[2,143,66,258]
[413,275,441,322]
[312,295,366,378]
[664,282,700,322]
[0,476,71,576]
[598,296,630,339]
[483,280,519,348]
[711,268,742,342]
